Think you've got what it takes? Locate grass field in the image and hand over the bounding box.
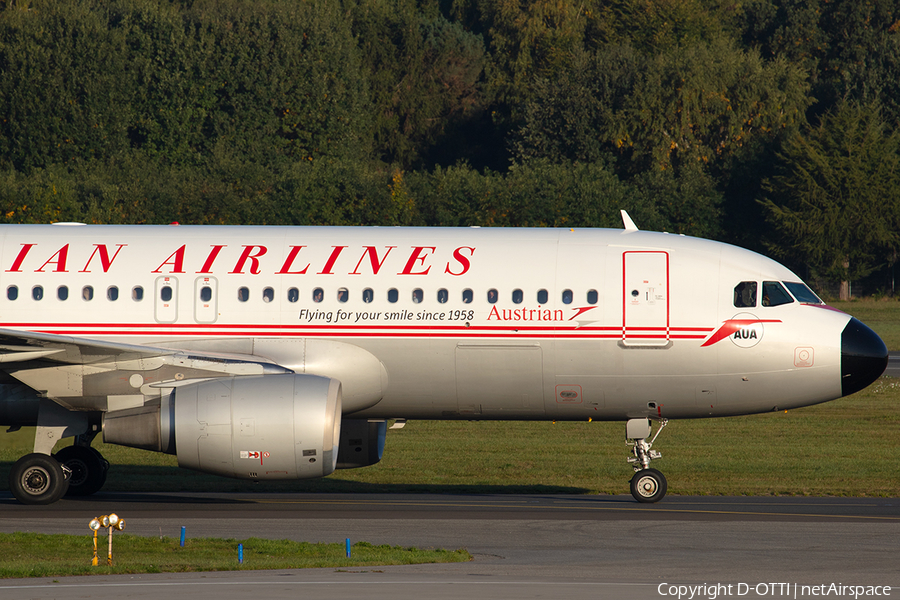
[0,533,469,578]
[0,300,897,499]
[1,381,897,498]
[831,298,900,351]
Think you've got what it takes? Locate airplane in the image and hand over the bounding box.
[0,212,888,505]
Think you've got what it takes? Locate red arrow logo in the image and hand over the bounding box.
[701,319,781,347]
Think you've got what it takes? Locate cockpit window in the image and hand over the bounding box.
[734,281,757,308]
[783,282,824,305]
[761,281,793,307]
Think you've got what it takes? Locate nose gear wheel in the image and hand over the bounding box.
[630,468,667,503]
[625,418,669,503]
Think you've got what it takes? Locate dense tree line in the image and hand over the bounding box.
[1,0,899,296]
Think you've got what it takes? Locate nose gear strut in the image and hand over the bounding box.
[625,418,668,503]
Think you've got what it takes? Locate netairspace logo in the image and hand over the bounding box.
[657,583,893,599]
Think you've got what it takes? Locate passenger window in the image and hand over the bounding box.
[587,289,598,304]
[562,289,573,304]
[388,288,399,303]
[437,289,448,303]
[107,286,119,301]
[412,288,423,303]
[761,281,793,307]
[132,286,144,301]
[462,289,473,303]
[287,287,299,303]
[82,286,94,301]
[734,282,757,308]
[237,287,248,302]
[337,287,349,303]
[7,286,17,301]
[313,288,324,303]
[487,289,498,304]
[58,286,68,301]
[263,287,274,303]
[200,286,212,302]
[512,289,523,304]
[537,289,548,304]
[32,286,43,301]
[362,288,374,303]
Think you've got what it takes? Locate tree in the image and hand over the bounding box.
[604,0,739,52]
[761,101,900,299]
[740,0,900,119]
[347,0,487,169]
[516,39,809,178]
[0,0,372,171]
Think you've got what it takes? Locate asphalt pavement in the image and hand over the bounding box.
[0,492,897,600]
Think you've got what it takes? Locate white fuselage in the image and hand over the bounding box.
[0,224,854,421]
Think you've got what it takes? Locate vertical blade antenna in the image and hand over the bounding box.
[621,210,639,231]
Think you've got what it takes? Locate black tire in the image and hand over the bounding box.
[8,453,70,505]
[54,445,107,497]
[630,468,667,503]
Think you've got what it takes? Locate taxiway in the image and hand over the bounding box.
[0,492,897,600]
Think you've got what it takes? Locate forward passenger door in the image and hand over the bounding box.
[622,251,669,347]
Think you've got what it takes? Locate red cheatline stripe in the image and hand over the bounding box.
[0,321,713,333]
[0,330,710,340]
[0,321,714,342]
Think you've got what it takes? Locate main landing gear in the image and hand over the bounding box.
[54,440,109,497]
[8,400,109,505]
[626,417,668,503]
[8,435,109,504]
[9,453,71,505]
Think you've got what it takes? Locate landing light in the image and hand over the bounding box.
[88,514,125,566]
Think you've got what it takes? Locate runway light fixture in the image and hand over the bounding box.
[88,514,125,567]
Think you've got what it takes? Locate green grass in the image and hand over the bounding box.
[831,299,900,351]
[0,533,470,578]
[1,380,898,498]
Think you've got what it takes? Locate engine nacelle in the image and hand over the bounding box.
[336,419,386,469]
[104,374,341,480]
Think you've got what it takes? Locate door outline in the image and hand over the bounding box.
[154,276,178,324]
[622,251,670,347]
[194,276,218,324]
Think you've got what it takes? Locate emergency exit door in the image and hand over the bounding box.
[622,251,669,346]
[194,276,218,323]
[154,276,178,324]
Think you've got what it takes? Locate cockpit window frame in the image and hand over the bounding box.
[734,281,757,308]
[761,281,793,307]
[783,281,824,305]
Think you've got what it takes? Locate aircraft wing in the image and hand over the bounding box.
[0,328,178,365]
[0,327,291,410]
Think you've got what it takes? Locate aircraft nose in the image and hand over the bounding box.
[841,317,888,397]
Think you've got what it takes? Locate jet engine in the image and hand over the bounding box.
[103,374,341,480]
[336,419,387,469]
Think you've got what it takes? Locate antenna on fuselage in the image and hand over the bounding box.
[621,210,639,231]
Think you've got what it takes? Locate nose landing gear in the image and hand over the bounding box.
[626,418,668,503]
